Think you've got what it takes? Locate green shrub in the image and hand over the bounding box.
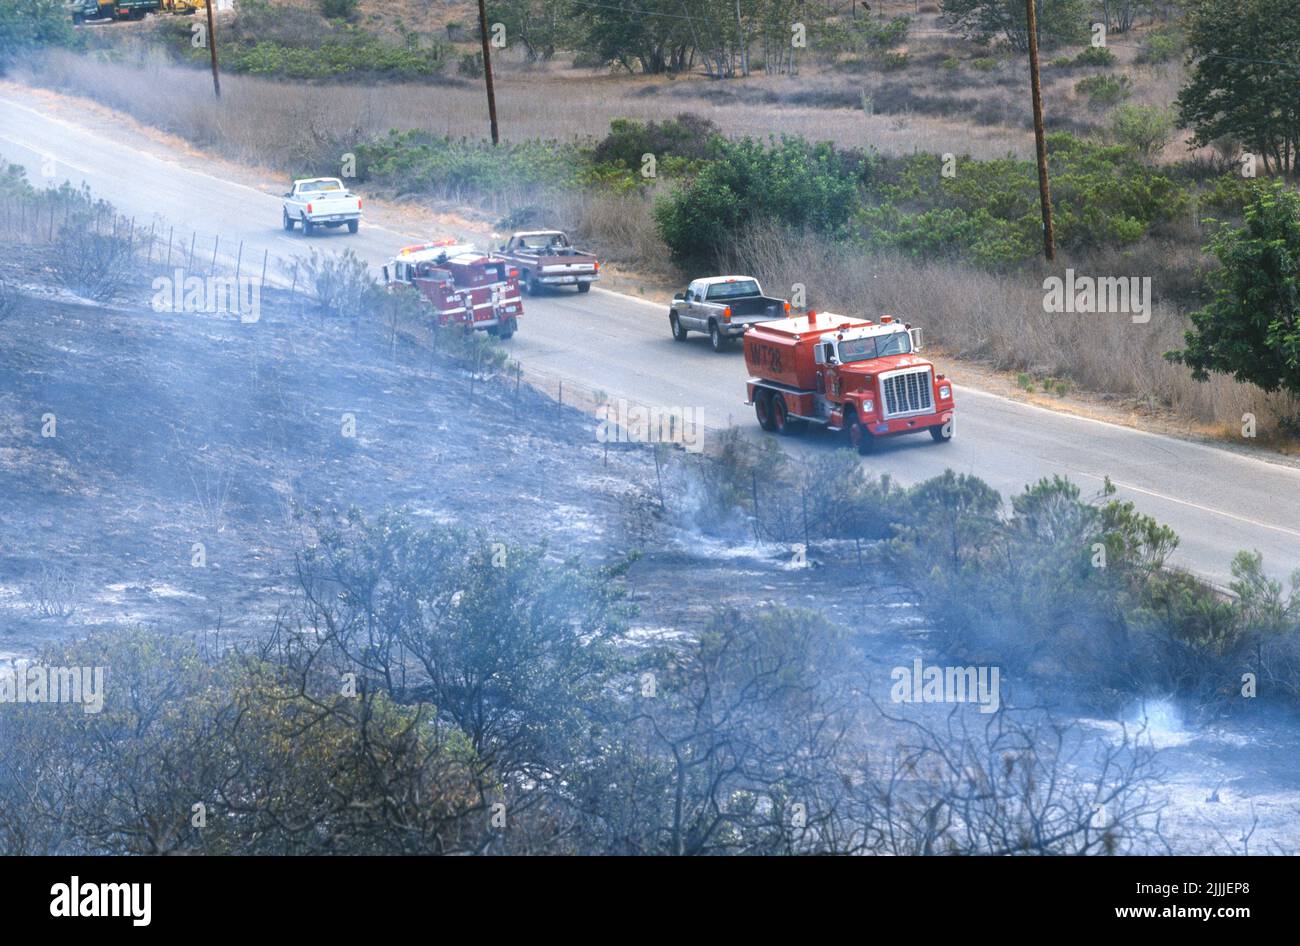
[458,51,483,78]
[1110,104,1175,160]
[223,34,450,80]
[858,135,1187,264]
[1138,30,1180,64]
[1071,45,1116,67]
[653,136,867,266]
[588,114,719,174]
[355,130,576,198]
[1199,173,1267,217]
[319,0,358,20]
[1075,74,1132,107]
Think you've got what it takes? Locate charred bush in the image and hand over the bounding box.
[0,278,20,322]
[290,247,378,321]
[50,219,137,303]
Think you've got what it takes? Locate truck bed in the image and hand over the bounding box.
[725,295,786,319]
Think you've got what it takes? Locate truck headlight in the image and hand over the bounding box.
[861,399,874,413]
[939,386,951,400]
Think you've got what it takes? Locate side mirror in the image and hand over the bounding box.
[673,291,685,301]
[909,328,923,351]
[382,265,389,282]
[814,344,825,365]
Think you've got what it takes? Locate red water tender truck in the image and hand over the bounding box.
[383,240,523,338]
[743,311,955,454]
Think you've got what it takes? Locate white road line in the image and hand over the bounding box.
[1072,471,1300,540]
[0,131,96,176]
[957,384,1300,478]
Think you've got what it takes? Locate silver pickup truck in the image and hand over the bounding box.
[669,276,790,352]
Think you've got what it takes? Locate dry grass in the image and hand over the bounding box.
[20,3,1195,166]
[16,48,1039,164]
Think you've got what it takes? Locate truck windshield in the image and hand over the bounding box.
[300,180,343,193]
[706,280,760,300]
[838,331,911,363]
[520,234,568,250]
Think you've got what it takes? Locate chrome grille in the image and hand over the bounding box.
[881,368,934,417]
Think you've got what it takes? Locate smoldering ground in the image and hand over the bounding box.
[1,235,1298,854]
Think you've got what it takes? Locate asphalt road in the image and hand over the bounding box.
[3,92,1298,586]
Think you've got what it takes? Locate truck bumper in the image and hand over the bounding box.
[539,273,598,285]
[868,410,953,436]
[440,307,521,331]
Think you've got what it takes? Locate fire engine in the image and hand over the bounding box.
[744,311,955,453]
[382,240,523,338]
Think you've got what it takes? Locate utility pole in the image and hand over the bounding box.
[476,0,500,145]
[1025,0,1055,261]
[205,0,221,99]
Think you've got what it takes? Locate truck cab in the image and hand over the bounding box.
[744,311,955,453]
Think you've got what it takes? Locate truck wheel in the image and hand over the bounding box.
[709,321,727,352]
[930,418,954,443]
[282,210,294,231]
[499,318,517,340]
[844,409,874,455]
[754,390,776,431]
[525,273,540,295]
[670,313,688,341]
[772,395,795,434]
[576,282,591,293]
[347,220,359,234]
[302,218,315,237]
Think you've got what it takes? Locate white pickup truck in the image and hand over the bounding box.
[281,178,362,236]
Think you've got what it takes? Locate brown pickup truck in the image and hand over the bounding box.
[496,230,600,295]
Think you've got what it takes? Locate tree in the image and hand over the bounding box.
[487,0,576,62]
[1176,0,1300,177]
[571,0,694,74]
[1166,181,1300,397]
[1098,0,1153,33]
[0,0,77,70]
[941,0,1088,51]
